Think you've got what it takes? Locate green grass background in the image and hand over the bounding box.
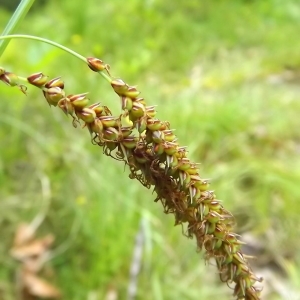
[1,0,300,299]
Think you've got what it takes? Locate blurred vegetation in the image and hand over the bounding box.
[1,0,300,299]
[0,0,19,11]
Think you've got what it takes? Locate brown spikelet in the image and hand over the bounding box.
[1,58,263,299]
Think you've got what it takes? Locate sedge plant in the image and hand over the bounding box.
[0,1,264,298]
[0,33,263,299]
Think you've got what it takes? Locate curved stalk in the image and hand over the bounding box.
[0,34,111,82]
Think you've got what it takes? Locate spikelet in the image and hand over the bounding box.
[0,62,263,299]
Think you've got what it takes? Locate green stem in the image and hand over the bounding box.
[0,34,111,83]
[0,34,86,62]
[0,0,35,57]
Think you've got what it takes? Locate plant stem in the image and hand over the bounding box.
[0,0,35,57]
[0,34,111,83]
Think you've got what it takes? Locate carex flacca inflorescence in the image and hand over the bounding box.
[0,57,263,299]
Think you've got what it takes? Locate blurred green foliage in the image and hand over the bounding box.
[0,0,20,11]
[1,0,300,299]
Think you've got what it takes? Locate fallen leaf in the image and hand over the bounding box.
[14,223,36,247]
[22,271,61,298]
[11,235,55,261]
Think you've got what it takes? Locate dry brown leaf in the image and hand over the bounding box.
[22,254,50,273]
[14,223,36,247]
[22,271,61,298]
[11,235,55,261]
